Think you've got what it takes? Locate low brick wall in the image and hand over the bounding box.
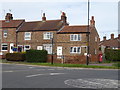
[64,55,86,64]
[47,54,62,63]
[47,54,99,64]
[0,55,6,59]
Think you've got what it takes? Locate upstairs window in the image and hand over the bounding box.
[43,32,53,40]
[70,34,81,41]
[24,32,31,40]
[70,47,81,54]
[3,30,8,38]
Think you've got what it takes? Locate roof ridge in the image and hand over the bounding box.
[26,19,61,23]
[67,25,88,27]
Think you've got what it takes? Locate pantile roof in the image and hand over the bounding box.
[100,38,120,48]
[18,20,63,31]
[57,25,91,34]
[0,20,25,28]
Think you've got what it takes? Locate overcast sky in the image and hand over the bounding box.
[0,0,119,40]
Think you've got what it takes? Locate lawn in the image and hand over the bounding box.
[0,59,119,69]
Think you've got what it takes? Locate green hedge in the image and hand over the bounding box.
[105,49,120,61]
[26,49,48,62]
[6,53,26,61]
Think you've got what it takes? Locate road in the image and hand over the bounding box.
[1,63,119,89]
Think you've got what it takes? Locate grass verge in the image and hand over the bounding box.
[0,59,119,69]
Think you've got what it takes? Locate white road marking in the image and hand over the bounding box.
[26,74,44,77]
[3,71,14,73]
[26,73,65,77]
[49,73,65,75]
[47,69,55,70]
[36,69,45,71]
[29,67,34,68]
[64,78,119,88]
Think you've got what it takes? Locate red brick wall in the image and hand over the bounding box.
[0,55,6,59]
[47,54,99,64]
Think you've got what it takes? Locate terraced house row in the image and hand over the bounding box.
[0,12,99,64]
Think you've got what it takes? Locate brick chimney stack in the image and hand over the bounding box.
[90,16,95,26]
[103,36,106,41]
[111,34,114,39]
[61,12,68,25]
[5,13,13,21]
[118,34,120,39]
[42,13,46,22]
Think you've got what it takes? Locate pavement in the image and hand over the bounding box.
[1,63,119,89]
[89,63,113,66]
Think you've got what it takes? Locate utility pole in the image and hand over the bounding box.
[87,0,90,65]
[51,37,54,65]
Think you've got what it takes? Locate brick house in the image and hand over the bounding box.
[0,12,99,64]
[99,34,120,54]
[17,12,68,53]
[56,16,99,64]
[0,13,25,58]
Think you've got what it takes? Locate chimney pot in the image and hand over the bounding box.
[5,13,13,21]
[118,34,120,39]
[42,13,46,21]
[111,34,114,39]
[90,16,95,26]
[103,36,106,41]
[61,12,68,25]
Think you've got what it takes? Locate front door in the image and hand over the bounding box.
[10,43,14,53]
[57,46,62,55]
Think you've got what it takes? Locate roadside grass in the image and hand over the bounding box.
[0,60,120,69]
[0,59,119,69]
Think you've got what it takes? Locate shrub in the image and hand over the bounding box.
[105,49,120,61]
[6,52,26,61]
[26,49,48,62]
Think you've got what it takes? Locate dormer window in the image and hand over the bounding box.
[3,30,8,38]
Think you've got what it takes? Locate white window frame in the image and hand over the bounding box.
[24,45,31,51]
[43,44,52,54]
[70,47,81,54]
[24,32,31,40]
[3,30,8,38]
[43,32,53,40]
[37,46,43,50]
[1,43,8,51]
[70,34,81,41]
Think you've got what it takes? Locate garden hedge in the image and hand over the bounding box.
[105,49,120,61]
[6,52,26,61]
[26,49,48,62]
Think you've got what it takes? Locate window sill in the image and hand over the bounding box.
[1,50,8,52]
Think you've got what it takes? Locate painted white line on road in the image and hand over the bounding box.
[64,78,119,88]
[36,69,45,71]
[49,73,65,75]
[3,71,14,73]
[26,73,65,77]
[47,69,55,70]
[26,74,44,77]
[29,67,34,68]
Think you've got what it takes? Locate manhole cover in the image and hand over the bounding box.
[64,79,119,88]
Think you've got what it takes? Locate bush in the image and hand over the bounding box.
[6,52,26,61]
[105,49,120,61]
[26,49,48,62]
